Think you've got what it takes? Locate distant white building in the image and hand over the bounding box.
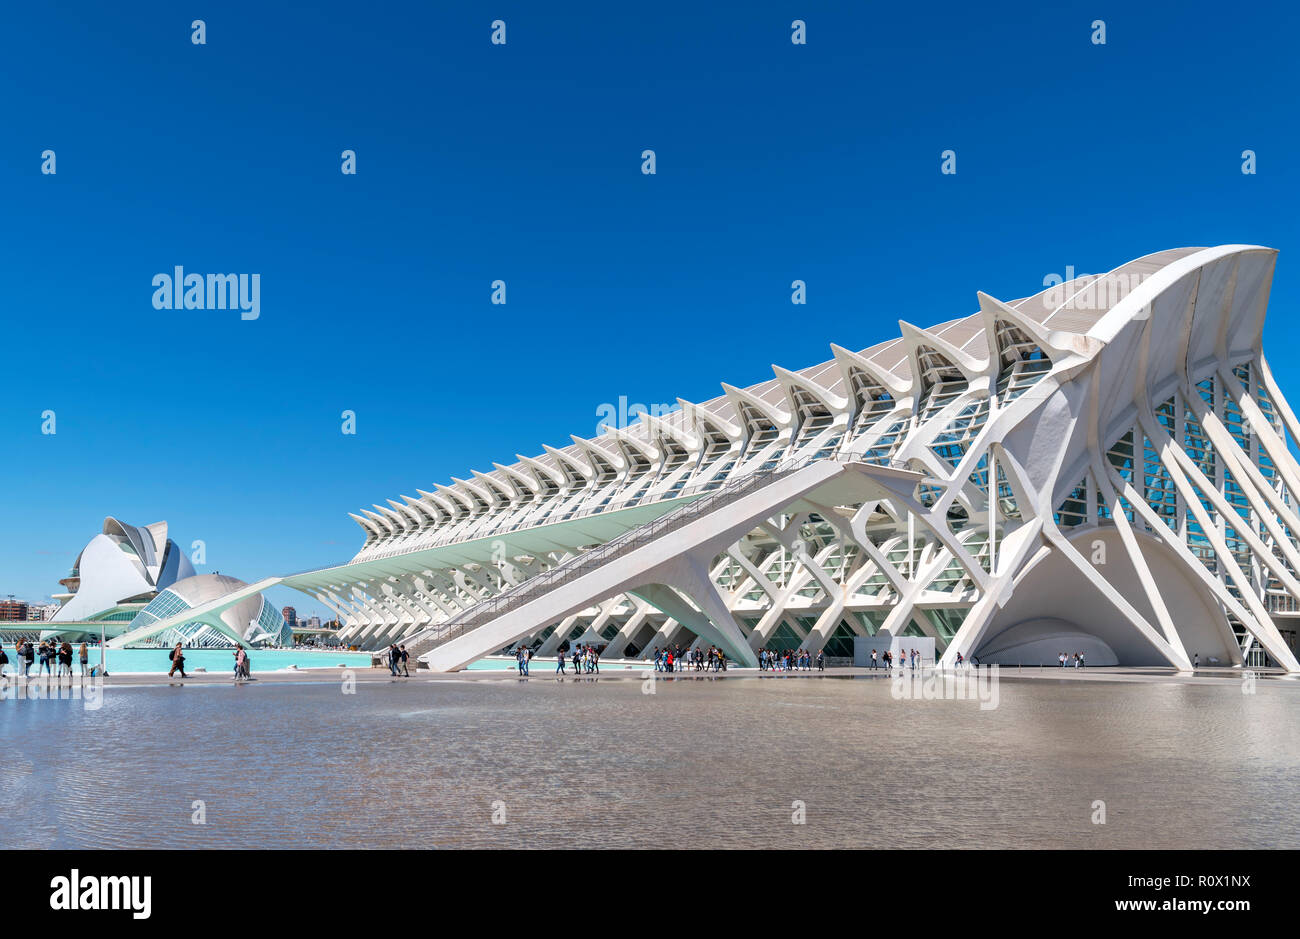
[52,517,195,623]
[128,573,290,648]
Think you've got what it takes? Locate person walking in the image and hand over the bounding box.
[556,648,566,675]
[233,645,248,682]
[399,644,410,677]
[168,643,187,679]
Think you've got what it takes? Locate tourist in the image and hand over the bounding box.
[399,645,410,677]
[1059,652,1067,668]
[0,643,8,676]
[387,644,400,676]
[816,650,824,671]
[78,642,89,678]
[234,645,248,682]
[38,641,52,676]
[871,648,878,669]
[168,643,187,679]
[22,640,34,676]
[1078,652,1085,668]
[556,648,566,674]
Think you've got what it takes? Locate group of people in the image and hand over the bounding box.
[2,639,91,678]
[1058,652,1086,668]
[758,648,824,672]
[556,644,600,674]
[162,642,252,681]
[867,647,928,669]
[651,645,728,673]
[386,643,411,677]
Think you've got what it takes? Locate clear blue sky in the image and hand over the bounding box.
[1,0,1296,618]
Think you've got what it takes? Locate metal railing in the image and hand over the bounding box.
[398,448,909,660]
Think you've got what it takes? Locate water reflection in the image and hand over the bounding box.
[5,675,1297,849]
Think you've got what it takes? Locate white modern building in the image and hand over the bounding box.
[40,517,289,649]
[127,574,291,648]
[109,245,1300,672]
[51,517,196,624]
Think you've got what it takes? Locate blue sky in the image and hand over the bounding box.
[1,0,1296,617]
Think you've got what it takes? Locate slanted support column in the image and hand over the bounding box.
[634,553,759,667]
[604,601,653,659]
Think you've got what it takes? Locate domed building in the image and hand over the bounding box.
[127,574,291,648]
[52,517,196,624]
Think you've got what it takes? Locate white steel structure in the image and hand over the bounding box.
[108,246,1300,671]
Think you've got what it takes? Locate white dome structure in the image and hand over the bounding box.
[127,574,290,648]
[52,517,196,622]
